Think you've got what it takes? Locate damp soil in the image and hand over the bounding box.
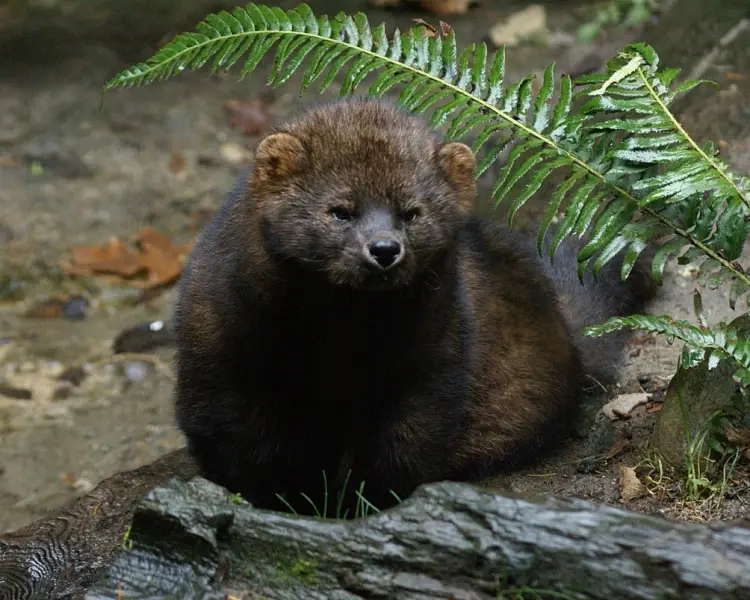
[1,0,749,535]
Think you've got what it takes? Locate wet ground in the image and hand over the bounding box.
[1,0,749,533]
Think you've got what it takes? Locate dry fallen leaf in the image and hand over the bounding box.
[169,149,187,177]
[602,393,649,420]
[66,237,144,278]
[618,465,647,502]
[62,228,193,289]
[412,18,440,38]
[489,4,547,47]
[411,18,454,39]
[60,472,77,486]
[223,99,272,136]
[135,230,183,288]
[24,297,66,319]
[132,227,194,288]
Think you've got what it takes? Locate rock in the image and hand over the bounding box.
[652,355,737,469]
[112,320,174,354]
[489,5,547,48]
[219,141,253,165]
[602,393,650,421]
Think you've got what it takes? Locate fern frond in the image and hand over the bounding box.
[585,315,750,384]
[570,44,750,296]
[104,6,750,305]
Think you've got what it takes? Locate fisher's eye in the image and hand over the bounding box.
[402,207,421,223]
[330,206,354,221]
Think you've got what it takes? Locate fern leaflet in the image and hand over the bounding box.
[104,4,750,304]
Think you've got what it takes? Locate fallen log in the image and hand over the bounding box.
[4,465,750,600]
[0,449,197,600]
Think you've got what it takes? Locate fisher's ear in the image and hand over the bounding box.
[251,132,309,188]
[438,142,476,213]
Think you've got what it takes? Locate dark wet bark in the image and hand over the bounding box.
[4,471,750,600]
[0,449,197,600]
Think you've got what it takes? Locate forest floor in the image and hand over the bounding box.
[1,0,749,533]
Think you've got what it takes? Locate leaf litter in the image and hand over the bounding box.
[60,227,193,289]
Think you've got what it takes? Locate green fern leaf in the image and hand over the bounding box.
[507,156,569,224]
[532,63,555,132]
[549,178,599,260]
[579,198,636,261]
[485,47,505,104]
[470,42,488,98]
[104,8,750,307]
[585,314,750,381]
[474,136,510,176]
[537,171,586,254]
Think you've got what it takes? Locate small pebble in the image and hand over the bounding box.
[52,385,73,400]
[0,383,32,400]
[113,320,174,353]
[219,141,253,165]
[58,366,87,387]
[62,295,89,320]
[124,361,151,382]
[41,360,64,378]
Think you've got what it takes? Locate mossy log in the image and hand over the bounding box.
[2,459,750,600]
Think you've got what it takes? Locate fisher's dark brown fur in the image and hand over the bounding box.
[173,98,656,514]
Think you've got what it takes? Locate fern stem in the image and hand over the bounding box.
[635,67,750,213]
[640,207,750,287]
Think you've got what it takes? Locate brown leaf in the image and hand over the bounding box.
[410,18,454,39]
[60,472,77,487]
[132,227,194,289]
[411,18,439,39]
[646,401,664,414]
[24,297,66,319]
[64,228,193,289]
[223,99,272,136]
[169,149,187,175]
[66,237,144,277]
[618,465,647,502]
